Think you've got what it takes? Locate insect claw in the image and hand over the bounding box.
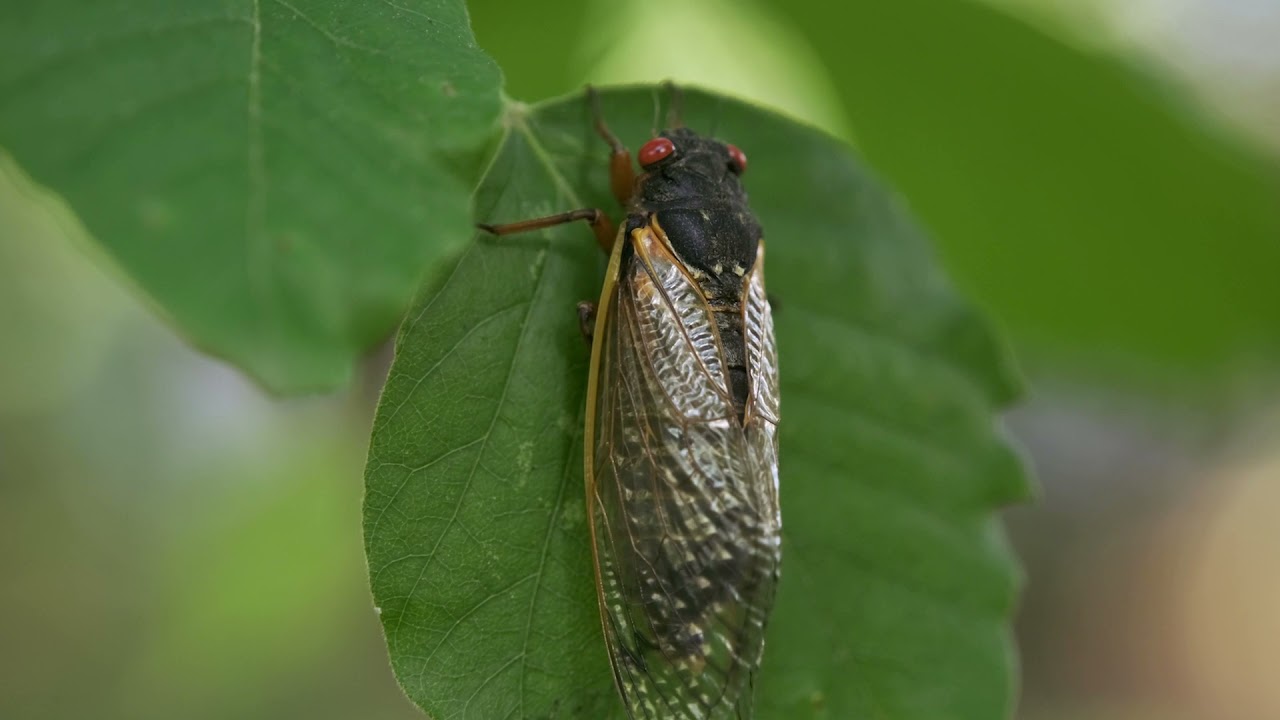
[577,301,597,344]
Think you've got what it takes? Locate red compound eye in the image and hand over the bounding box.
[727,144,747,174]
[638,137,676,167]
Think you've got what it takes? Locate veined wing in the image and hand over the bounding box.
[741,243,780,546]
[584,220,781,720]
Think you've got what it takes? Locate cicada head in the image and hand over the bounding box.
[636,128,748,198]
[632,128,763,287]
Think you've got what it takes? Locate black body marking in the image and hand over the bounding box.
[629,127,763,417]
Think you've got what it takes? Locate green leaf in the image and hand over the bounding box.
[364,86,1031,719]
[0,0,501,392]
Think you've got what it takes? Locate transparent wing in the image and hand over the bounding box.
[586,225,781,720]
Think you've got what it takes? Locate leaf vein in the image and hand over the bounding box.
[367,436,488,550]
[381,298,530,428]
[388,235,551,643]
[517,395,585,716]
[245,0,269,322]
[418,572,539,671]
[0,15,246,94]
[378,0,433,21]
[268,0,392,57]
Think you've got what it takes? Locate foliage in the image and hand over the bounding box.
[1,1,1037,718]
[0,0,501,391]
[363,87,1029,718]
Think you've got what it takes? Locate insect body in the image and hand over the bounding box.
[481,88,780,720]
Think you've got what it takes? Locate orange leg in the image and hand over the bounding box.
[587,85,635,207]
[478,208,616,253]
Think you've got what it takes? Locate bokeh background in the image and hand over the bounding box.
[2,0,1278,718]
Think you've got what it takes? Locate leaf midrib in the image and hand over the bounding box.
[511,101,586,210]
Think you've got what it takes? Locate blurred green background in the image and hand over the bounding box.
[2,0,1278,718]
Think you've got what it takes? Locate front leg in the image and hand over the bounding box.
[478,207,616,253]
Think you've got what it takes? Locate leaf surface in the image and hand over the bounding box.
[0,0,501,390]
[365,86,1031,720]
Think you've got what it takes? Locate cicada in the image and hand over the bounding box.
[481,86,781,720]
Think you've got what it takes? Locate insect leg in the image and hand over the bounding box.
[587,85,635,207]
[478,207,616,252]
[576,301,596,343]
